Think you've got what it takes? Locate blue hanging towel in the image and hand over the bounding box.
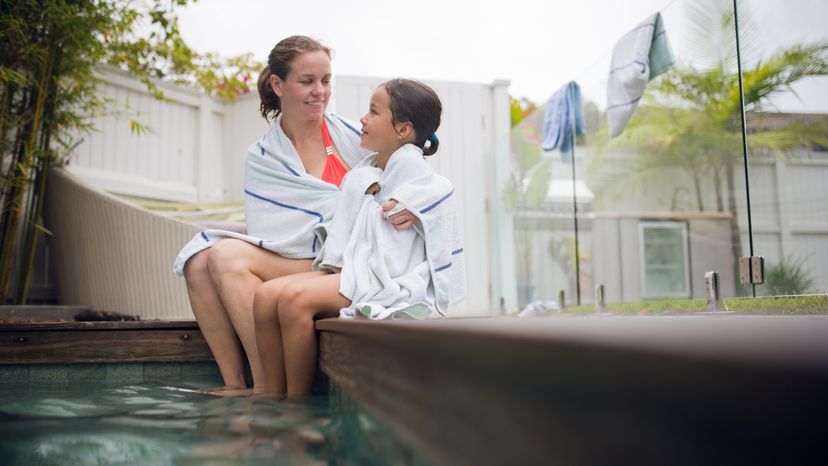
[542,81,585,163]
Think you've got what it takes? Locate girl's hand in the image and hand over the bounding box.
[365,182,380,195]
[382,200,417,230]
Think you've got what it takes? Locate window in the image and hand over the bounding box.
[639,221,690,298]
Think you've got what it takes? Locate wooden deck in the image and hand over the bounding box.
[317,315,828,466]
[0,320,212,364]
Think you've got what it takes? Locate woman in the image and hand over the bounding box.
[174,36,416,393]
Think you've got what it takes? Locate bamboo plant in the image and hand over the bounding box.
[0,0,260,304]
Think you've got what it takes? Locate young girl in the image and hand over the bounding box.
[251,79,465,396]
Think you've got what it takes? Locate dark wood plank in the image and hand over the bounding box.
[0,320,200,332]
[1,326,212,364]
[317,316,828,466]
[0,305,90,323]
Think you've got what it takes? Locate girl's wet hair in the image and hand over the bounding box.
[381,79,442,156]
[257,35,332,122]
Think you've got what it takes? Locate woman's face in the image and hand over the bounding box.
[270,50,332,121]
[359,87,405,155]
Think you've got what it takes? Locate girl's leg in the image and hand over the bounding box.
[193,239,312,386]
[253,271,330,393]
[277,273,350,395]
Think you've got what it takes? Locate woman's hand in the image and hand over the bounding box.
[382,200,417,230]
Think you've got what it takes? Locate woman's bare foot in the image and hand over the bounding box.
[194,385,248,396]
[200,386,288,398]
[250,388,288,401]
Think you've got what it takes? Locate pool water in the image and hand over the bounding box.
[0,378,424,465]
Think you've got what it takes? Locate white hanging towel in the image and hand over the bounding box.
[172,113,367,276]
[606,12,674,138]
[313,144,466,320]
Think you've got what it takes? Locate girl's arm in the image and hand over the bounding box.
[382,200,417,230]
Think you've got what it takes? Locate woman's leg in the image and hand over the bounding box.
[184,249,246,388]
[277,273,350,395]
[253,271,330,393]
[186,239,312,387]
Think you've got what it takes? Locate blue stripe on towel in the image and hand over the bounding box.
[333,114,361,136]
[259,144,265,156]
[435,262,452,272]
[452,248,464,255]
[259,240,263,247]
[281,161,300,176]
[200,231,209,242]
[244,189,324,223]
[609,59,648,75]
[607,95,642,110]
[420,189,454,214]
[312,236,318,253]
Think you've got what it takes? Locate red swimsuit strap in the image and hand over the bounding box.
[320,118,348,187]
[321,118,334,156]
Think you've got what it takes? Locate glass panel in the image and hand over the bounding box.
[508,105,583,309]
[742,0,828,297]
[566,0,746,305]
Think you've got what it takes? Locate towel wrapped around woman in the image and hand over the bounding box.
[172,113,367,276]
[313,143,465,320]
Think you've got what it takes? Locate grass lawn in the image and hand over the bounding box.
[564,294,828,316]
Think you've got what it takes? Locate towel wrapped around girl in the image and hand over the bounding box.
[313,143,465,319]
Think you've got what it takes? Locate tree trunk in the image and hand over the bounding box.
[714,167,724,212]
[725,159,745,294]
[692,173,705,211]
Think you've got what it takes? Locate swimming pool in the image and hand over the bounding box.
[0,377,425,465]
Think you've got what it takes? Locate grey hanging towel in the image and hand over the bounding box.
[606,12,674,138]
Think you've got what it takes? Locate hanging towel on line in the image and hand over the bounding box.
[606,12,674,138]
[542,81,585,163]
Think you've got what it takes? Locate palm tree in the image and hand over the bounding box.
[592,0,827,293]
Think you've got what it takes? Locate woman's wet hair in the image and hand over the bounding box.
[257,35,332,122]
[381,79,442,156]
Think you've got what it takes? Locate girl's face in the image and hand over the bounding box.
[269,50,332,122]
[359,87,408,155]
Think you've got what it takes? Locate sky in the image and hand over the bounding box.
[176,0,674,103]
[176,0,827,111]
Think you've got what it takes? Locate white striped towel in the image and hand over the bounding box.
[313,144,466,320]
[172,113,368,276]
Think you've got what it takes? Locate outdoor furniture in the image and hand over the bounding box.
[43,167,200,320]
